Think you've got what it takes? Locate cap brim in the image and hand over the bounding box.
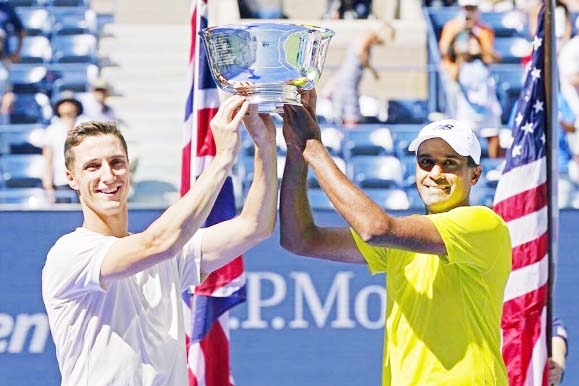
[408,134,473,157]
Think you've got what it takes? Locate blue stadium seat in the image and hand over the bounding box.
[493,36,532,64]
[349,155,404,189]
[9,64,52,94]
[16,7,52,37]
[480,157,505,188]
[10,92,52,124]
[0,124,45,154]
[470,183,496,207]
[11,35,52,64]
[359,95,386,123]
[479,10,528,38]
[391,125,422,158]
[343,126,394,158]
[51,34,98,64]
[404,187,423,209]
[320,126,345,156]
[0,153,44,188]
[491,65,524,124]
[48,62,99,94]
[50,7,98,36]
[307,156,346,188]
[46,0,88,6]
[7,0,47,7]
[400,155,417,188]
[363,188,410,210]
[385,99,428,124]
[0,187,49,206]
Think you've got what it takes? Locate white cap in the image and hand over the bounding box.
[458,0,480,6]
[408,119,481,164]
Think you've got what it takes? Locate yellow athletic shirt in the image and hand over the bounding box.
[351,205,511,386]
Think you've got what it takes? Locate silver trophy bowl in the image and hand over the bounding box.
[200,22,335,113]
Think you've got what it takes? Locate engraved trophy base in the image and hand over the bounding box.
[241,84,303,114]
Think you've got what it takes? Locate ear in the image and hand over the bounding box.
[66,169,79,191]
[470,165,482,186]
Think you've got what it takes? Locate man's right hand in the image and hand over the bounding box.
[209,95,248,165]
[282,89,322,154]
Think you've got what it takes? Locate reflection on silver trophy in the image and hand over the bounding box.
[200,22,335,113]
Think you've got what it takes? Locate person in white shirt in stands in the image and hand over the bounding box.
[78,77,117,122]
[41,95,278,386]
[41,91,91,203]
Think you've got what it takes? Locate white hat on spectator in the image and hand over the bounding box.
[458,0,480,6]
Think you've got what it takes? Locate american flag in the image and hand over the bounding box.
[181,1,246,385]
[492,5,555,386]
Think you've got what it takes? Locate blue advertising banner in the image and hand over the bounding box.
[0,209,578,386]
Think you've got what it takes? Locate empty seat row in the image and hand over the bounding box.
[9,34,98,65]
[10,63,99,95]
[17,6,98,37]
[8,0,89,8]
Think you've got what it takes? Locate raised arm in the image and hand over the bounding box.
[100,95,248,283]
[199,104,279,273]
[280,90,365,264]
[284,90,446,256]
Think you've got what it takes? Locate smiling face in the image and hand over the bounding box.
[415,138,481,214]
[66,134,131,220]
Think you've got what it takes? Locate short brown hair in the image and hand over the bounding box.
[64,121,128,170]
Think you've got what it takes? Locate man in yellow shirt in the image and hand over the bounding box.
[279,89,511,385]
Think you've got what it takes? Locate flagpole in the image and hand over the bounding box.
[542,0,558,358]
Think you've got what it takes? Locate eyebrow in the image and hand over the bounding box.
[417,153,463,160]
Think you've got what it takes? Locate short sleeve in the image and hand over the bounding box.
[350,228,390,274]
[42,232,117,301]
[429,206,511,272]
[177,229,203,290]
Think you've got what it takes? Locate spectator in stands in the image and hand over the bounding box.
[558,91,579,185]
[324,0,373,19]
[439,0,499,76]
[558,34,579,158]
[549,317,569,385]
[79,77,117,122]
[325,23,394,126]
[0,1,25,124]
[507,86,579,197]
[237,0,286,18]
[41,91,89,203]
[438,0,498,122]
[423,0,458,6]
[0,1,25,64]
[280,89,511,385]
[528,0,573,52]
[41,96,278,385]
[448,29,504,157]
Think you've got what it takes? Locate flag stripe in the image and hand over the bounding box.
[503,256,549,303]
[511,232,548,270]
[493,182,548,223]
[182,1,246,385]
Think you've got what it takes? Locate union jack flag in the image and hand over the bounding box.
[492,5,555,386]
[181,1,246,385]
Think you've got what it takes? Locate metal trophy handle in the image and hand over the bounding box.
[200,22,335,113]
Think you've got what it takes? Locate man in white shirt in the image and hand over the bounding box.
[42,95,278,386]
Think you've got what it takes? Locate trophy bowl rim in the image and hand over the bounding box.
[200,22,335,37]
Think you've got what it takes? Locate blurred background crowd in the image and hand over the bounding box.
[1,0,578,210]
